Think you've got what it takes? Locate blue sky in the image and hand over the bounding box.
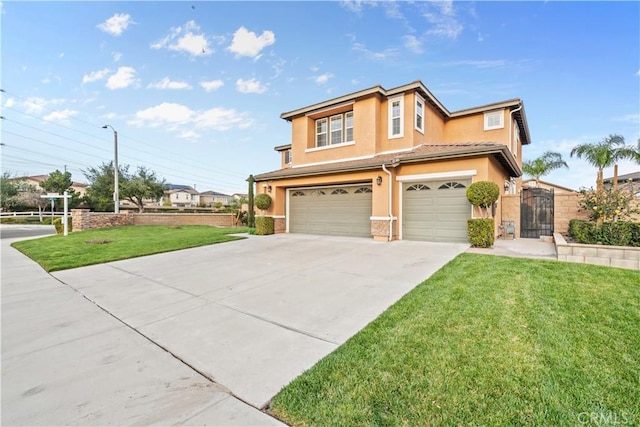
[1,1,638,194]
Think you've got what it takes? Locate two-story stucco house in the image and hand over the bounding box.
[254,80,531,243]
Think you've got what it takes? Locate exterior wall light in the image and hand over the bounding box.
[267,185,272,193]
[376,175,383,185]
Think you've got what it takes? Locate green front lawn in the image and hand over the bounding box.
[270,254,640,426]
[11,225,248,271]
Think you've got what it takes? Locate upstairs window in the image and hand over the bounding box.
[315,111,354,147]
[415,96,424,133]
[284,149,292,164]
[316,119,328,147]
[484,109,504,131]
[389,96,404,139]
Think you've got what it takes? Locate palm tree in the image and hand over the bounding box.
[522,151,569,184]
[570,134,637,191]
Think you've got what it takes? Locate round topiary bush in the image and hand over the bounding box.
[466,181,500,218]
[254,193,272,211]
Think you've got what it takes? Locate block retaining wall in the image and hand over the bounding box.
[133,213,235,228]
[554,232,640,271]
[72,209,237,231]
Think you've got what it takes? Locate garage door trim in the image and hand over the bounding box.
[398,171,475,242]
[286,182,372,234]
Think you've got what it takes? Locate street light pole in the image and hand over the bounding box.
[102,125,119,213]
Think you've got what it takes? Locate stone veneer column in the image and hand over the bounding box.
[371,218,394,242]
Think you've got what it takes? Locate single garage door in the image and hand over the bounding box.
[402,179,471,243]
[289,184,372,237]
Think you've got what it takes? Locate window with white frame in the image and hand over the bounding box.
[316,119,328,147]
[389,96,404,138]
[484,109,504,130]
[415,96,424,133]
[315,111,353,147]
[284,149,292,164]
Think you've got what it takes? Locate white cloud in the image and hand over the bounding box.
[129,102,251,132]
[636,69,640,77]
[314,73,334,85]
[58,52,64,58]
[195,107,251,130]
[236,78,267,94]
[179,130,200,139]
[421,0,463,39]
[200,79,224,92]
[340,0,365,13]
[97,13,134,36]
[352,41,399,61]
[147,77,192,90]
[112,52,122,62]
[227,26,275,58]
[41,77,51,84]
[403,35,423,54]
[20,97,64,115]
[613,113,640,124]
[441,60,506,69]
[83,68,111,84]
[130,102,194,128]
[151,20,211,56]
[4,98,15,108]
[43,109,78,122]
[106,66,138,89]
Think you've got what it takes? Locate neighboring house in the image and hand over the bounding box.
[199,191,233,206]
[522,179,575,194]
[603,171,640,197]
[254,80,532,243]
[14,175,88,197]
[164,184,200,207]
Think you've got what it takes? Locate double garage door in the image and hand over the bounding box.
[288,179,471,242]
[289,184,373,238]
[402,179,471,243]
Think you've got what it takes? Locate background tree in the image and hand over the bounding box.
[0,172,20,211]
[83,162,166,212]
[83,162,118,211]
[12,183,49,220]
[522,151,568,183]
[570,134,637,191]
[120,166,166,212]
[39,169,81,209]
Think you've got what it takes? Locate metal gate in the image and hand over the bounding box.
[520,188,554,238]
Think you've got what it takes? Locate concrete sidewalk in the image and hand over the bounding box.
[465,237,557,259]
[1,237,284,426]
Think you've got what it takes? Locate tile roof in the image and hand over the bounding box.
[255,143,521,181]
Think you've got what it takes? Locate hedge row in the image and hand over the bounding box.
[568,219,640,247]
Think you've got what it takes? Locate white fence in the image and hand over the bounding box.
[0,211,70,217]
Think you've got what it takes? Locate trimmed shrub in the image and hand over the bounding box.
[53,217,72,234]
[568,219,640,247]
[568,219,597,244]
[467,218,494,248]
[255,193,272,211]
[255,216,274,235]
[466,181,500,218]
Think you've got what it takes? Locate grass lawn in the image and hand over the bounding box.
[270,254,640,426]
[11,225,248,272]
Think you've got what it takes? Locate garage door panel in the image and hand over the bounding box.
[402,179,471,243]
[289,185,372,238]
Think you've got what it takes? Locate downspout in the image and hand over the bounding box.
[508,104,523,195]
[382,164,393,241]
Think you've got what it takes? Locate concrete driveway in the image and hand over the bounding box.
[3,233,467,425]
